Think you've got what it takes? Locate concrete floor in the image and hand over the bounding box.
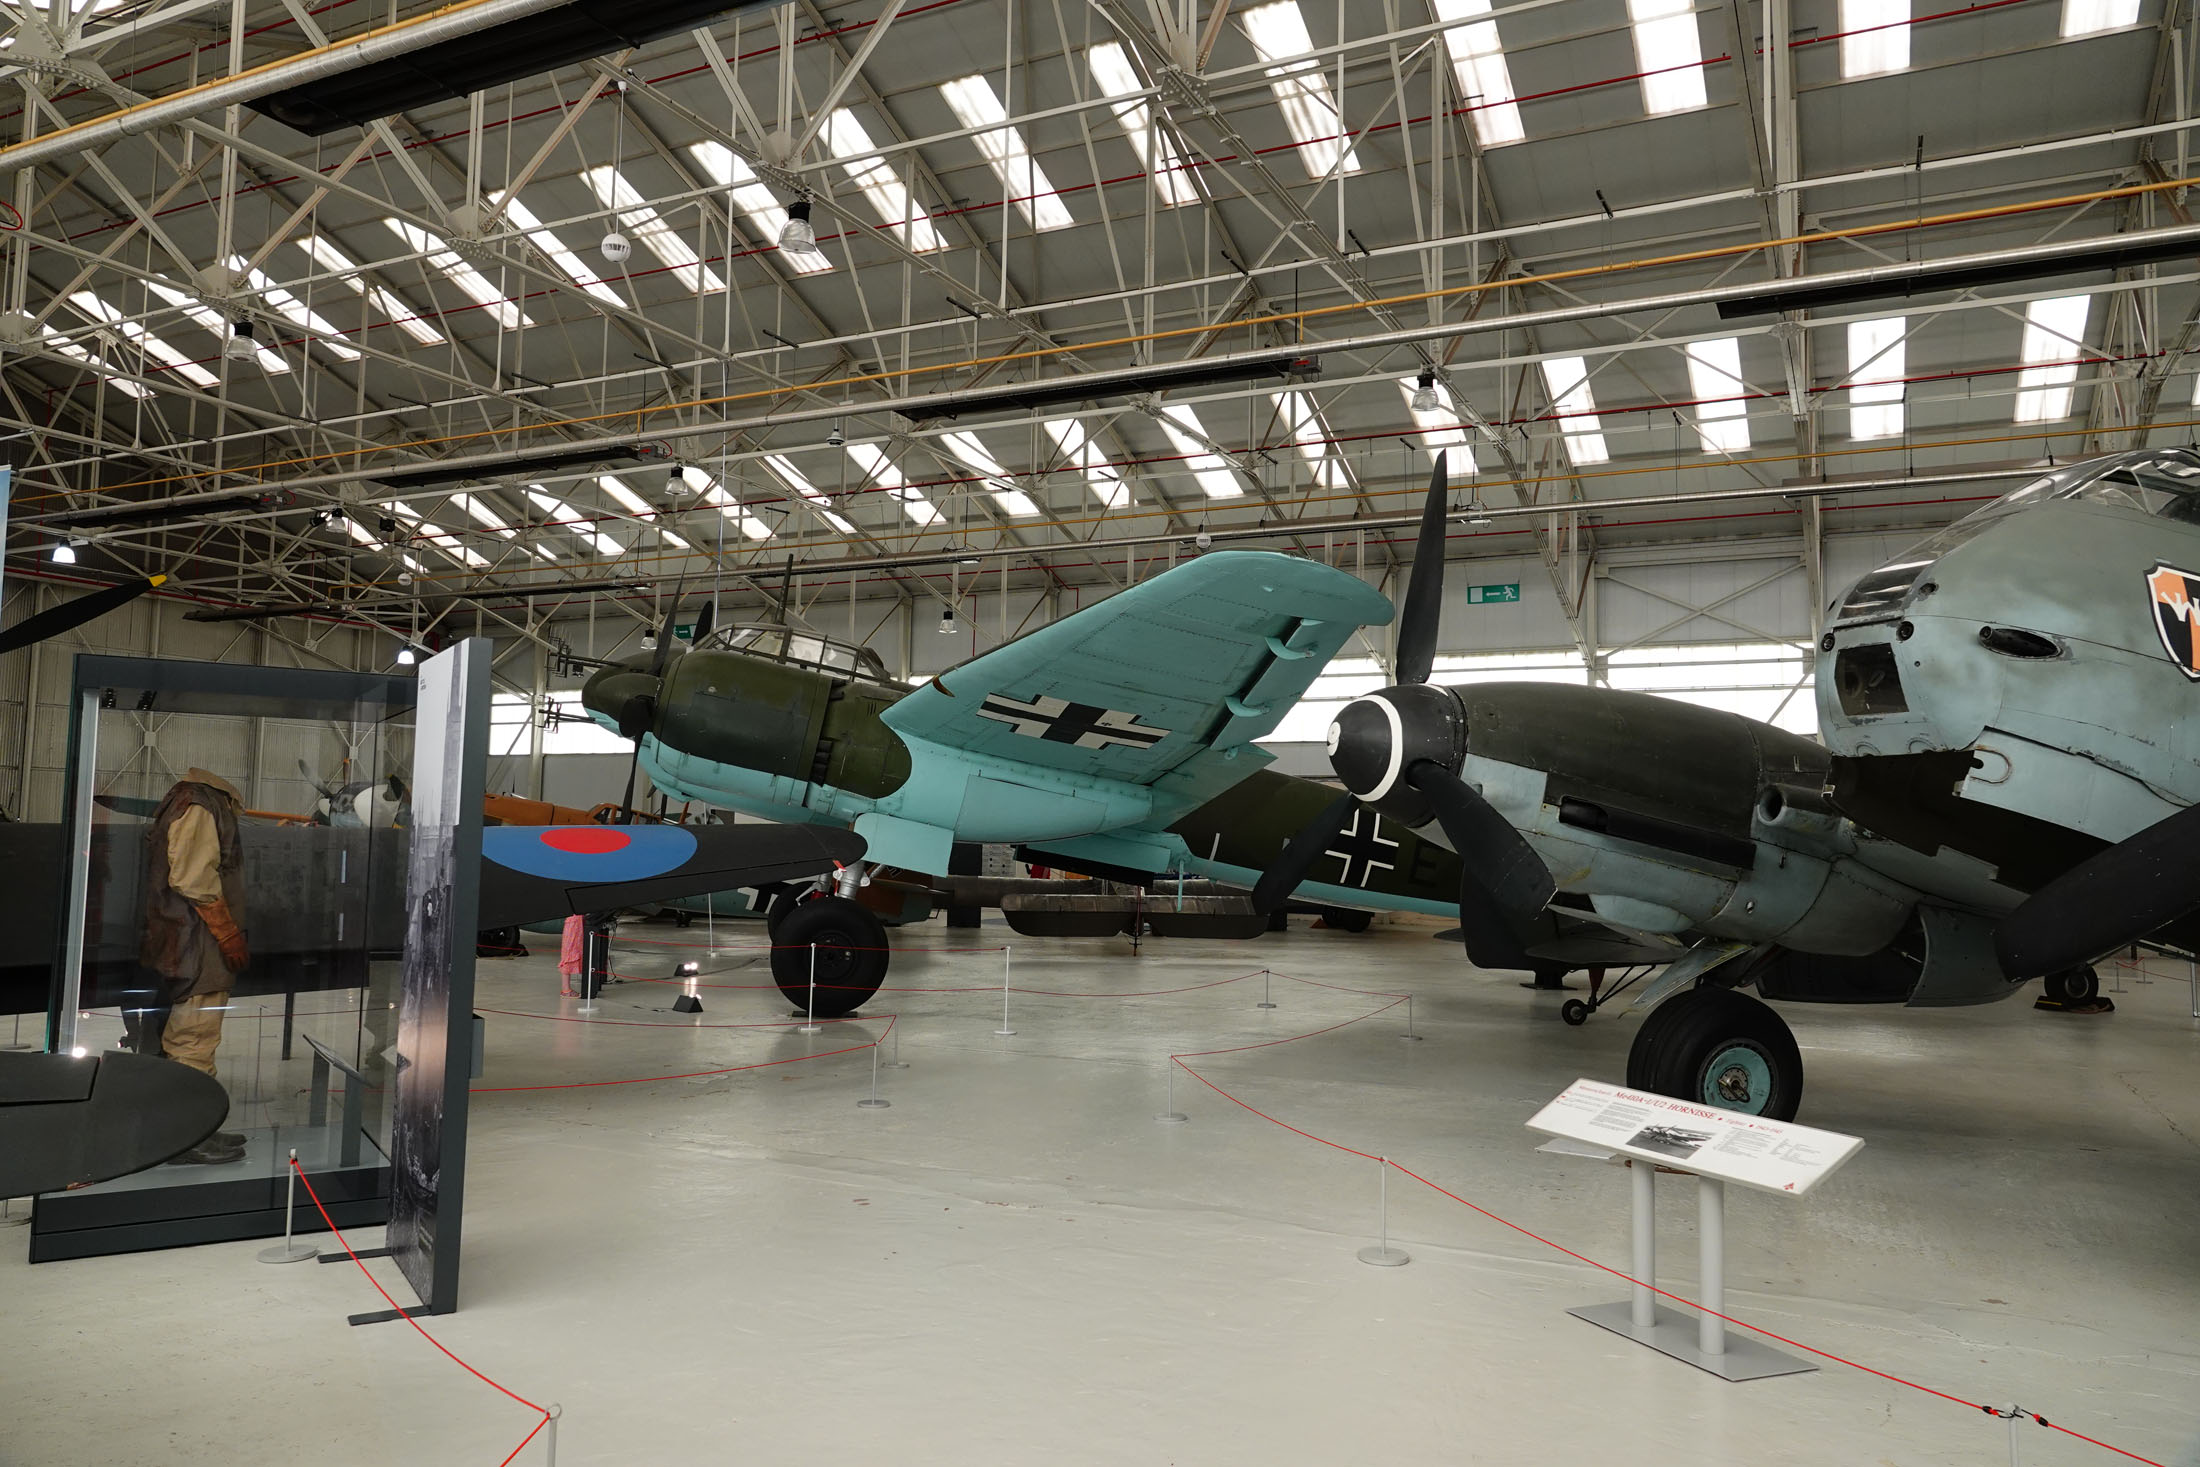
[6,918,2199,1466]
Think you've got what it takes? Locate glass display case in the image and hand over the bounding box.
[27,655,416,1262]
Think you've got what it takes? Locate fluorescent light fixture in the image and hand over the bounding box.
[1626,0,1707,115]
[938,75,1075,231]
[598,473,691,549]
[1270,390,1349,487]
[2013,295,2092,424]
[824,111,947,253]
[846,442,942,525]
[578,167,725,293]
[298,237,444,346]
[1087,43,1202,206]
[1838,0,1910,77]
[1241,2,1362,178]
[384,219,533,329]
[143,279,291,374]
[1431,0,1525,147]
[1682,337,1751,454]
[1155,406,1246,499]
[688,471,775,541]
[1847,317,1906,440]
[1397,375,1477,467]
[226,253,360,360]
[498,195,624,306]
[937,431,1042,516]
[67,291,219,388]
[1043,418,1128,509]
[525,485,624,555]
[1539,357,1611,464]
[762,454,859,533]
[2061,0,2139,36]
[42,331,154,398]
[687,142,834,274]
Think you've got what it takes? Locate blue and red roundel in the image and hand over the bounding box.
[483,825,698,882]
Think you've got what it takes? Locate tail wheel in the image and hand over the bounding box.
[2043,965,2099,1005]
[1628,986,1803,1121]
[770,896,889,1018]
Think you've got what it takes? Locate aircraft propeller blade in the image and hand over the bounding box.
[1994,799,2200,977]
[1250,791,1358,914]
[1392,452,1450,688]
[692,597,716,646]
[0,575,166,657]
[1405,760,1556,915]
[650,602,680,680]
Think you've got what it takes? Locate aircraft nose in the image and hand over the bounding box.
[1328,683,1464,821]
[580,661,662,741]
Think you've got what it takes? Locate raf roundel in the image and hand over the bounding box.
[483,824,699,882]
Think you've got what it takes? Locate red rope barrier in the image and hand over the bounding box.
[287,1159,551,1466]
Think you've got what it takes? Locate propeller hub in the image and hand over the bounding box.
[580,664,662,742]
[1328,684,1463,823]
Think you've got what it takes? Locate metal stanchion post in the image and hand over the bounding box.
[1629,1159,1656,1330]
[1155,1060,1187,1124]
[2190,959,2198,1019]
[1400,994,1422,1041]
[258,1150,319,1263]
[545,1404,561,1465]
[2,1011,28,1051]
[857,1031,890,1109]
[889,1017,908,1068]
[994,945,1015,1036]
[1990,1405,2023,1466]
[1697,1175,1725,1357]
[1256,968,1277,1010]
[798,944,822,1034]
[1357,1157,1410,1266]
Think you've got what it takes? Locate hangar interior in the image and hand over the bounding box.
[2,0,2199,1461]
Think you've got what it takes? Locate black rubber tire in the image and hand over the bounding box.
[673,909,693,929]
[1318,908,1373,933]
[765,885,813,938]
[771,896,889,1018]
[2043,965,2099,1004]
[1561,999,1591,1027]
[1627,986,1804,1120]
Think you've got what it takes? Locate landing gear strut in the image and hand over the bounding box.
[1626,986,1803,1121]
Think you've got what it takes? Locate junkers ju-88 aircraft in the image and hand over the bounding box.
[1254,447,2200,1120]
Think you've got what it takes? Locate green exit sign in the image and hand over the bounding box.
[673,624,695,641]
[1466,583,1520,604]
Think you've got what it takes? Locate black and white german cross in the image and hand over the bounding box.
[1322,807,1399,886]
[976,693,1172,751]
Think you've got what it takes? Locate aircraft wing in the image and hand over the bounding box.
[881,551,1393,786]
[477,821,862,925]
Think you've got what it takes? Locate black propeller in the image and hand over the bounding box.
[1995,799,2200,978]
[1250,451,1556,947]
[616,603,682,825]
[0,575,167,656]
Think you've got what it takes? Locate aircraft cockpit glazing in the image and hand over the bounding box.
[702,624,905,689]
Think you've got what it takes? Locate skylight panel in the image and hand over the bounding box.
[2013,295,2092,424]
[225,255,360,361]
[1626,0,1707,115]
[1847,317,1906,440]
[384,219,533,330]
[525,485,624,556]
[598,474,691,549]
[1683,337,1751,454]
[846,442,942,526]
[451,491,558,561]
[763,455,859,534]
[2061,0,2139,36]
[1431,0,1525,147]
[298,237,444,346]
[938,75,1075,231]
[499,196,625,305]
[1156,406,1246,499]
[686,142,833,275]
[1396,375,1477,468]
[688,473,775,542]
[1241,2,1362,178]
[823,111,947,253]
[938,431,1042,516]
[67,291,219,388]
[143,278,291,374]
[43,331,153,397]
[1539,357,1611,464]
[1043,418,1128,509]
[1087,42,1202,206]
[1838,0,1910,77]
[578,167,725,293]
[1270,391,1349,487]
[341,514,428,576]
[387,502,489,568]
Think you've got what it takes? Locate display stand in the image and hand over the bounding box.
[1526,1079,1863,1383]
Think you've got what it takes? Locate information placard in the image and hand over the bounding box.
[1525,1078,1862,1196]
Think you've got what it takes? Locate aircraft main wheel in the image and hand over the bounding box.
[673,909,693,929]
[1318,908,1373,933]
[771,897,889,1018]
[1627,986,1803,1121]
[2043,965,2099,1004]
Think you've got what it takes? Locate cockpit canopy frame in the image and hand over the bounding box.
[698,622,906,689]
